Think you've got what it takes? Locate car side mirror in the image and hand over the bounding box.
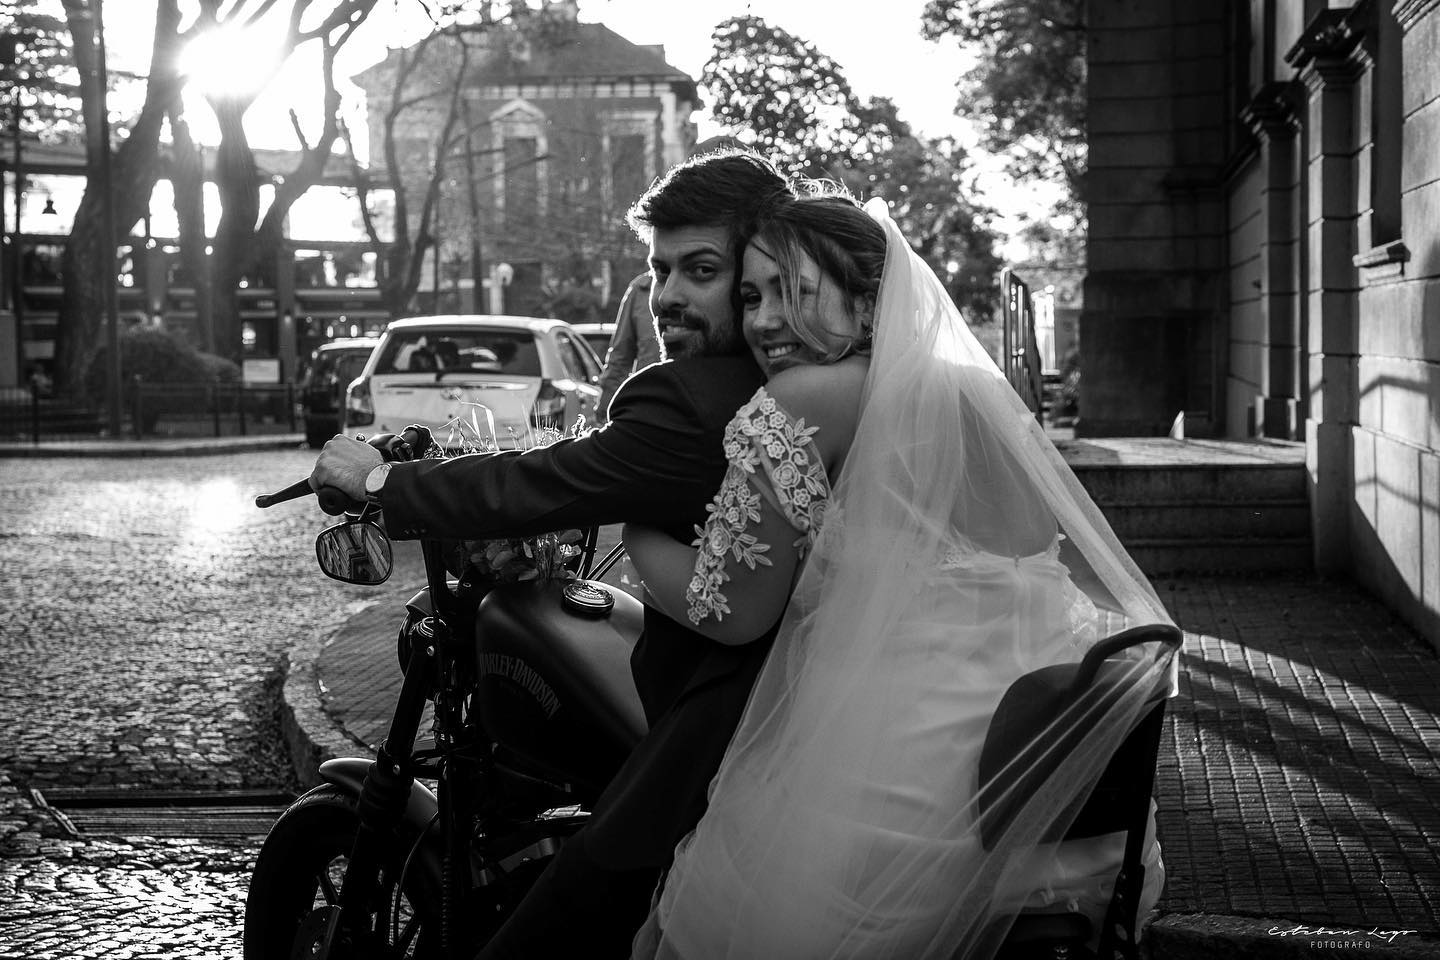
[315,519,393,585]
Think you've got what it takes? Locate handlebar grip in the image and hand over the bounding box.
[315,486,356,516]
[370,425,434,463]
[401,424,433,457]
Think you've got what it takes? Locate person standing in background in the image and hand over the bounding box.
[596,272,662,422]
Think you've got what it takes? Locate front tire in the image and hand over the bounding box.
[244,784,438,959]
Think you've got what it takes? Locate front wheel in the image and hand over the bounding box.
[244,784,439,959]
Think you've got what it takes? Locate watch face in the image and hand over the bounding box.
[366,463,390,495]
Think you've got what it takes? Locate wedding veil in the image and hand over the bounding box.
[638,199,1179,960]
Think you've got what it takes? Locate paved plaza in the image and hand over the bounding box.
[1,446,1438,957]
[0,449,340,957]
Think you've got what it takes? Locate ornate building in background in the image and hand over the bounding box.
[352,0,699,321]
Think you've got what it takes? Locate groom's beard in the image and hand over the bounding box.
[656,310,743,360]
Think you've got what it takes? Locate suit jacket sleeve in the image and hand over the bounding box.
[380,359,754,540]
[596,278,644,416]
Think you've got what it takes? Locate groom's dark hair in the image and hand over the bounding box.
[626,148,794,251]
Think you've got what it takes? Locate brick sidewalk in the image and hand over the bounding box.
[1150,577,1440,937]
[297,572,1440,955]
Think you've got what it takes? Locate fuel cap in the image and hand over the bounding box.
[561,581,614,617]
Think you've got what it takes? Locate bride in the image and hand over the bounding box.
[623,189,1178,959]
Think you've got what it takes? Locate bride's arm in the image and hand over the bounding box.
[623,507,804,645]
[623,361,867,646]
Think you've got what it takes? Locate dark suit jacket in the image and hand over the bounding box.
[379,355,775,870]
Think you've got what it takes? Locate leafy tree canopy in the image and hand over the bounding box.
[702,14,1002,321]
[702,15,867,180]
[921,0,1086,220]
[0,2,84,139]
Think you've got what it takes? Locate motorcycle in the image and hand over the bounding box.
[246,427,1181,960]
[246,425,646,958]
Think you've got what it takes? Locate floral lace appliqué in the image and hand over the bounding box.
[686,388,830,625]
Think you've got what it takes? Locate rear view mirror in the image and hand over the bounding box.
[316,519,393,585]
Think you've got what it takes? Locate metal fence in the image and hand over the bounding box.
[1000,267,1045,420]
[0,380,298,445]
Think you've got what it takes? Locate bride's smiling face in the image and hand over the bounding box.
[740,241,859,376]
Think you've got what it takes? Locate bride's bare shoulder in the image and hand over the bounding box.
[766,357,867,411]
[764,358,869,464]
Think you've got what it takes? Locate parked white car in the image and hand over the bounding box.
[343,316,603,450]
[568,321,617,361]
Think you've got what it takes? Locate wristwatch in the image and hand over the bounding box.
[364,462,392,502]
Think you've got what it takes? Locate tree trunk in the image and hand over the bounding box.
[53,0,181,395]
[169,113,213,353]
[208,96,260,364]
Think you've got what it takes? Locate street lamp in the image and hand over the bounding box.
[490,261,513,315]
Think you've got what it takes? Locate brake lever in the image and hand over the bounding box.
[254,479,310,509]
[255,479,354,514]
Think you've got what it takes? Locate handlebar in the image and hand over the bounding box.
[255,425,434,514]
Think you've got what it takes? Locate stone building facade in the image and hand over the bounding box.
[352,0,698,321]
[1085,0,1439,643]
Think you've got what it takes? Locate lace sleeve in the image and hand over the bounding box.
[685,388,831,625]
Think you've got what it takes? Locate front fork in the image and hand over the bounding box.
[325,613,451,956]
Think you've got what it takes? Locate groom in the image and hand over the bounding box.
[311,148,794,957]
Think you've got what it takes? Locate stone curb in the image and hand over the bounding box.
[278,600,379,791]
[0,435,307,458]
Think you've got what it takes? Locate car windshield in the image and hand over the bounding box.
[309,347,372,386]
[333,351,371,384]
[374,329,540,377]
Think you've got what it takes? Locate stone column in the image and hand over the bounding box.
[1239,82,1304,440]
[1287,11,1366,573]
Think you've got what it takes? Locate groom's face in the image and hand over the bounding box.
[647,224,744,359]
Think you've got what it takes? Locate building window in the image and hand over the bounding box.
[504,136,540,232]
[610,133,649,216]
[602,113,657,219]
[1368,1,1402,246]
[490,99,549,235]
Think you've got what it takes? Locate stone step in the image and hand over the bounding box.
[1096,498,1310,541]
[1073,463,1307,504]
[1126,537,1313,576]
[1052,438,1312,574]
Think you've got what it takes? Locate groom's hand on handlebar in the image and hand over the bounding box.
[310,435,383,503]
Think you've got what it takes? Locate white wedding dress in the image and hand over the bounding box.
[632,201,1176,960]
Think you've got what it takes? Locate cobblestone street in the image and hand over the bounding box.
[0,450,398,958]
